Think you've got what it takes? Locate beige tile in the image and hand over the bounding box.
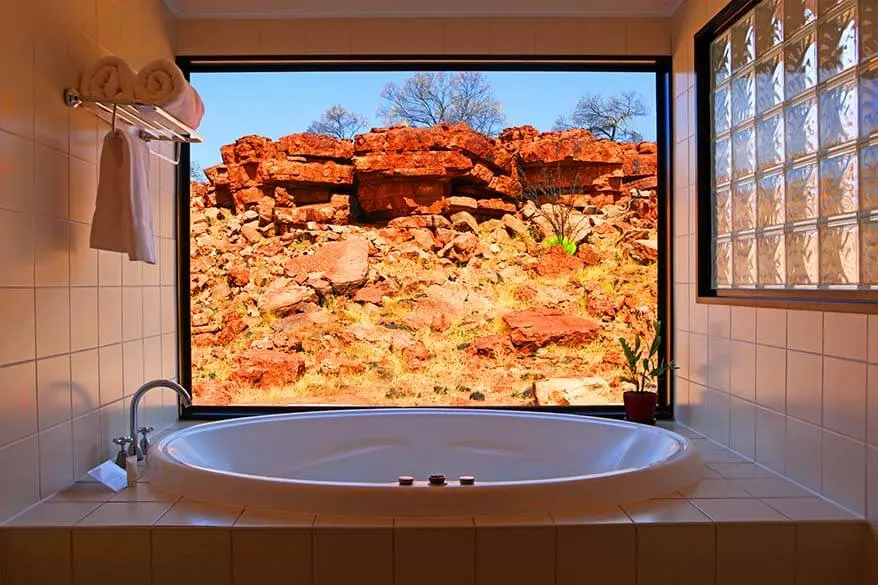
[32,143,69,218]
[0,362,38,447]
[787,350,823,425]
[77,501,172,526]
[97,344,122,405]
[787,310,822,354]
[823,357,867,442]
[557,523,635,585]
[36,355,71,429]
[476,524,554,585]
[0,209,35,288]
[473,513,553,527]
[729,396,756,459]
[680,478,752,499]
[109,482,180,503]
[708,462,779,479]
[97,287,122,346]
[313,525,393,585]
[69,288,99,352]
[0,528,71,585]
[35,287,71,358]
[156,500,242,526]
[762,497,861,521]
[69,223,98,286]
[122,288,143,342]
[730,306,757,341]
[395,524,475,585]
[49,481,115,503]
[551,506,633,525]
[716,524,794,585]
[7,502,100,526]
[756,307,787,347]
[824,312,868,362]
[152,527,231,585]
[232,528,312,585]
[72,527,150,585]
[822,430,867,516]
[38,421,74,497]
[637,524,716,585]
[755,406,786,472]
[755,345,786,412]
[0,288,36,367]
[121,339,144,395]
[621,499,712,523]
[235,508,315,527]
[795,523,868,585]
[709,335,731,392]
[70,349,99,417]
[34,218,69,287]
[314,514,393,528]
[71,411,101,479]
[733,477,814,498]
[690,498,788,522]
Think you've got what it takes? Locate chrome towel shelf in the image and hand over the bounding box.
[63,88,203,165]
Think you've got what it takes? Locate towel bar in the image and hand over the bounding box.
[63,88,203,149]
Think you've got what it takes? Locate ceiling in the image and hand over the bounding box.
[163,0,681,19]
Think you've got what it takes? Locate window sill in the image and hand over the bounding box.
[695,293,878,314]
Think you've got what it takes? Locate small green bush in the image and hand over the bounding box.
[542,235,577,255]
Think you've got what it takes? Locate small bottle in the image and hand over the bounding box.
[125,455,138,487]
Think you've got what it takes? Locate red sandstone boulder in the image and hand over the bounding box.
[258,283,318,315]
[358,181,449,217]
[535,246,586,277]
[353,123,497,164]
[353,282,396,304]
[469,334,514,358]
[284,238,369,293]
[276,133,354,160]
[274,195,351,227]
[502,308,600,350]
[192,379,239,405]
[353,150,473,178]
[230,350,305,389]
[220,135,277,164]
[258,159,354,186]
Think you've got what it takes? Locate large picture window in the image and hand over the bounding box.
[695,0,878,310]
[177,57,672,416]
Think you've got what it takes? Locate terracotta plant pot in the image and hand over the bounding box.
[623,391,658,425]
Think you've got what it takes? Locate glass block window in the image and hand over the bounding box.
[708,0,878,291]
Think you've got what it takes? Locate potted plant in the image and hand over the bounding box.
[619,320,677,424]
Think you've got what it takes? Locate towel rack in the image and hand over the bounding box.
[63,88,202,165]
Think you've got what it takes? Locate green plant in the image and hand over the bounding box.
[618,320,677,393]
[542,235,577,255]
[518,162,590,249]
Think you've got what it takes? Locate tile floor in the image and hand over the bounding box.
[0,421,869,585]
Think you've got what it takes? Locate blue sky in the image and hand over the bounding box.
[190,71,657,171]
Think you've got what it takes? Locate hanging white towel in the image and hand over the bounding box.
[90,128,156,264]
[80,56,137,100]
[134,59,205,129]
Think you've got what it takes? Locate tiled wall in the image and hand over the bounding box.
[0,0,179,522]
[175,17,671,56]
[670,0,878,520]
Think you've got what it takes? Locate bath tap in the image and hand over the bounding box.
[128,379,192,461]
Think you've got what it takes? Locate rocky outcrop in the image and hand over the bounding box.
[502,307,600,350]
[196,123,657,225]
[229,350,306,389]
[283,238,370,293]
[534,377,613,406]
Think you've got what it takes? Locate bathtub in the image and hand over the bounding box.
[147,409,702,517]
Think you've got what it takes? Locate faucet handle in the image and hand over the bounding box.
[112,436,133,447]
[137,426,154,437]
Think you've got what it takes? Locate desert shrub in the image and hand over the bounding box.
[542,235,577,255]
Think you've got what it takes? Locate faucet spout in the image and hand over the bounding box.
[128,379,192,460]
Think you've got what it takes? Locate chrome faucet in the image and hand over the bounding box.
[128,379,192,460]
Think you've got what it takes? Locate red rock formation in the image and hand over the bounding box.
[502,307,600,351]
[229,350,306,389]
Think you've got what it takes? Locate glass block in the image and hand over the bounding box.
[784,96,818,160]
[732,180,757,231]
[786,227,820,284]
[820,222,859,284]
[733,235,757,285]
[862,143,878,211]
[864,0,878,61]
[756,0,784,57]
[715,188,733,235]
[818,76,858,148]
[784,28,817,98]
[757,172,786,227]
[715,137,732,186]
[820,151,859,216]
[714,237,733,287]
[732,14,756,72]
[819,6,858,82]
[732,70,756,127]
[714,83,731,136]
[786,163,819,221]
[756,113,784,170]
[785,0,818,34]
[862,219,878,285]
[819,0,845,10]
[733,126,756,178]
[861,61,878,138]
[713,33,732,86]
[758,230,786,284]
[756,52,785,115]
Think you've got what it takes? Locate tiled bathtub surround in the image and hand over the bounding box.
[0,424,868,585]
[0,0,179,523]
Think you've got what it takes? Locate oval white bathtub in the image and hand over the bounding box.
[147,409,702,517]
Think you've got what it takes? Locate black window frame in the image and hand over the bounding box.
[174,55,675,420]
[694,0,878,314]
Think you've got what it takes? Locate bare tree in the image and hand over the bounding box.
[307,105,369,139]
[554,91,648,142]
[378,72,505,136]
[190,160,207,182]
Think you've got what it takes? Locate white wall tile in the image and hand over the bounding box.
[755,345,786,413]
[705,388,730,444]
[869,314,877,363]
[729,396,756,459]
[70,349,100,417]
[708,304,731,338]
[0,288,36,367]
[756,308,786,348]
[824,312,868,362]
[869,365,878,446]
[0,436,40,521]
[98,343,123,406]
[708,335,731,392]
[690,333,709,386]
[729,340,756,401]
[755,407,786,473]
[786,350,822,426]
[867,445,878,521]
[785,417,822,493]
[36,354,71,429]
[787,310,822,354]
[70,286,99,351]
[38,420,73,497]
[0,361,38,447]
[35,287,71,358]
[822,430,866,516]
[730,307,756,341]
[97,286,122,346]
[822,356,867,441]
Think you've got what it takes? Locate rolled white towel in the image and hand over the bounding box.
[134,58,204,129]
[80,56,137,100]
